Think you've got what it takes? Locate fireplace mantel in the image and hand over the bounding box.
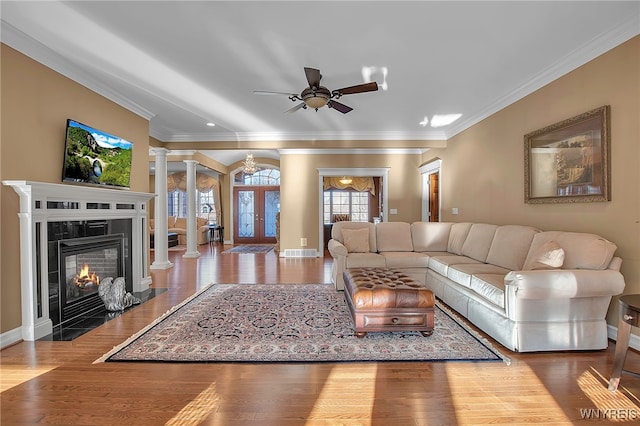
[3,180,155,341]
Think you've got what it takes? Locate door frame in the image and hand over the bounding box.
[317,168,390,255]
[233,185,279,244]
[419,159,442,222]
[229,164,280,244]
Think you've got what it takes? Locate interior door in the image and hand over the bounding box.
[234,186,280,244]
[429,172,440,222]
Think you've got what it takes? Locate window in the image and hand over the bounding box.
[323,190,369,223]
[234,168,280,186]
[168,190,186,217]
[168,190,217,222]
[199,190,217,224]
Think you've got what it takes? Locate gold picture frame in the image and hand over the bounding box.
[524,105,610,204]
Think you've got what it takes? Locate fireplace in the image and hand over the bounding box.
[3,180,154,341]
[53,234,126,325]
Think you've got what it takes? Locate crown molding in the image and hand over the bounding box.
[279,148,426,155]
[1,22,157,121]
[4,6,637,143]
[152,130,447,143]
[445,13,640,139]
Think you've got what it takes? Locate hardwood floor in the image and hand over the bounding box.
[1,244,639,425]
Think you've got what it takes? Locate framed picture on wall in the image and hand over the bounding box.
[524,105,611,204]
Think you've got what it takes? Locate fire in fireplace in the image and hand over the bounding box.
[55,234,125,325]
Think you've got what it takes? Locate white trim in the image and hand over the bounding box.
[445,14,640,139]
[0,22,156,121]
[317,168,390,255]
[2,181,154,341]
[608,324,640,351]
[157,131,447,143]
[0,327,24,350]
[419,159,442,222]
[281,148,427,155]
[228,164,281,245]
[3,5,638,143]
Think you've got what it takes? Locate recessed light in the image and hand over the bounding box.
[430,114,462,128]
[206,122,216,127]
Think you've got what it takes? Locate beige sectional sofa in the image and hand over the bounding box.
[150,215,210,245]
[328,221,626,352]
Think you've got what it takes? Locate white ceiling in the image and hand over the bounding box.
[2,1,639,166]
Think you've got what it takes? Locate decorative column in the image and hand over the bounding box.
[151,148,173,270]
[183,160,201,258]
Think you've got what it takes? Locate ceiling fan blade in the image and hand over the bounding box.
[328,100,353,114]
[334,81,379,95]
[304,67,321,89]
[254,90,299,96]
[285,102,306,113]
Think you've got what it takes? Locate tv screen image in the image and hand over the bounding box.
[62,119,133,189]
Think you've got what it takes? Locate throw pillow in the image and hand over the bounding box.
[342,228,370,253]
[523,240,565,270]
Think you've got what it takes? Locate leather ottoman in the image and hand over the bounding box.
[343,267,435,338]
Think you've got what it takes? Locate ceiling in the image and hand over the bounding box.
[2,1,639,167]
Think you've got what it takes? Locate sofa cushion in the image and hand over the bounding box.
[345,253,386,268]
[461,224,498,262]
[428,255,481,276]
[523,240,565,270]
[342,227,371,253]
[470,274,506,308]
[168,216,176,228]
[411,222,452,252]
[525,231,616,270]
[376,222,414,252]
[381,251,431,268]
[331,222,377,253]
[447,222,472,255]
[447,263,510,288]
[174,217,187,229]
[486,225,540,271]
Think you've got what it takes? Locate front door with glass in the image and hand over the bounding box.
[234,186,279,244]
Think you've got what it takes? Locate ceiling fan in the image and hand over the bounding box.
[254,67,378,114]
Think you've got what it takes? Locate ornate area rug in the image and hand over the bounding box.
[96,284,509,364]
[223,245,274,254]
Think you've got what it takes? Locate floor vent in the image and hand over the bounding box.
[283,249,318,258]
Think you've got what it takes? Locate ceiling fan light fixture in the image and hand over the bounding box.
[301,86,331,110]
[339,176,353,185]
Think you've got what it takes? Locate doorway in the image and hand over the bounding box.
[428,172,440,222]
[420,159,441,222]
[233,186,280,244]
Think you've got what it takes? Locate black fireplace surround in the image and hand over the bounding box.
[47,220,133,326]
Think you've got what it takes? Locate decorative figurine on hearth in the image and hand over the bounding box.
[98,277,141,311]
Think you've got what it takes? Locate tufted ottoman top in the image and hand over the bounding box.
[343,267,435,309]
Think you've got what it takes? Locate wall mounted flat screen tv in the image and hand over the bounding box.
[62,119,133,189]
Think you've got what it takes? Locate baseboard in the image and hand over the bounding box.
[282,248,319,258]
[3,319,637,351]
[0,327,24,349]
[607,324,640,350]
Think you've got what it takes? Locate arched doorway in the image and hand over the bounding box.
[232,168,280,244]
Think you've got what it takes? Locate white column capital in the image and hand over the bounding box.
[150,147,170,157]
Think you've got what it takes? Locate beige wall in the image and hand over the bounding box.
[279,153,423,250]
[0,44,150,334]
[423,36,640,325]
[2,34,638,336]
